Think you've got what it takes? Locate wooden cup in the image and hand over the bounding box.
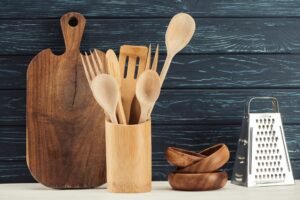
[105,120,152,193]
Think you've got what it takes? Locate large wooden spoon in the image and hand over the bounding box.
[160,13,196,85]
[136,70,161,123]
[106,49,127,124]
[91,74,119,124]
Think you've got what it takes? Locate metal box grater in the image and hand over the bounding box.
[232,97,294,187]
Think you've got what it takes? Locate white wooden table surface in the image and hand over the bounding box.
[0,181,299,200]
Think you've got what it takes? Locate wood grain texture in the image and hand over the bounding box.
[26,12,106,188]
[1,1,300,183]
[2,54,300,90]
[0,161,35,183]
[1,0,300,18]
[165,147,204,168]
[119,45,148,124]
[153,89,300,125]
[3,19,300,55]
[105,120,152,192]
[0,127,25,160]
[2,124,299,162]
[0,56,30,89]
[1,124,300,182]
[168,171,228,191]
[175,144,230,173]
[2,89,300,125]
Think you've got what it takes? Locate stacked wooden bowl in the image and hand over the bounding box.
[166,144,230,191]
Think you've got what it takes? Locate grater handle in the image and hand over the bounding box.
[246,97,280,114]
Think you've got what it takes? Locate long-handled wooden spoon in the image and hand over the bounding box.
[151,44,159,71]
[91,74,119,124]
[106,49,127,124]
[160,13,195,85]
[136,70,161,123]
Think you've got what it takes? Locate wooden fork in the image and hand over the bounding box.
[80,49,105,84]
[80,50,110,120]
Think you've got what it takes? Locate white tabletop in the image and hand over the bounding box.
[0,181,299,200]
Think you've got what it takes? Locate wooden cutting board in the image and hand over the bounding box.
[26,12,106,189]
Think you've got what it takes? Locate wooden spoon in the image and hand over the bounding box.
[160,13,195,85]
[106,49,127,124]
[136,70,161,123]
[91,74,119,124]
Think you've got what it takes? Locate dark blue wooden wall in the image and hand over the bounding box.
[0,0,300,183]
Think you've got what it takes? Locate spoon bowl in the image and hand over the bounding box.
[160,13,196,85]
[91,74,119,124]
[136,70,161,123]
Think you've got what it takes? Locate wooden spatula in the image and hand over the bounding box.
[27,12,106,188]
[118,45,148,123]
[106,49,127,124]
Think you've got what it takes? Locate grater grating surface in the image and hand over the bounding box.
[232,97,294,187]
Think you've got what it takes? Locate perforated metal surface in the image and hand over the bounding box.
[232,97,294,187]
[248,113,294,186]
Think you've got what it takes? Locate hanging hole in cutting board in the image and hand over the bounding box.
[69,17,78,27]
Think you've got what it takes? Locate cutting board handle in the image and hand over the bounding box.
[60,12,86,53]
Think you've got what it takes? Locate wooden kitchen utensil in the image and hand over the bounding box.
[119,45,148,123]
[105,120,152,193]
[91,74,119,124]
[106,49,127,124]
[176,144,230,173]
[81,50,104,84]
[82,50,121,124]
[145,44,151,70]
[151,45,159,71]
[168,171,228,191]
[160,13,195,85]
[27,12,106,188]
[136,70,161,123]
[165,147,205,168]
[91,49,106,74]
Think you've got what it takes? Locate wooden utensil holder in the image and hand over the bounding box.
[105,120,152,193]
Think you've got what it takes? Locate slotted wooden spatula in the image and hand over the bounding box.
[26,12,106,189]
[118,45,148,123]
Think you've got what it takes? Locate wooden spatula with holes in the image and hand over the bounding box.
[26,12,106,189]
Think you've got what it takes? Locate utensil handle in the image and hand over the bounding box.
[60,12,86,53]
[109,113,118,124]
[160,54,172,86]
[139,104,155,124]
[138,107,148,124]
[246,97,280,114]
[116,99,127,124]
[147,105,155,120]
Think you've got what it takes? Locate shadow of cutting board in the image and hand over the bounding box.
[26,12,106,188]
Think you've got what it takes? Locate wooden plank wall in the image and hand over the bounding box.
[0,0,300,182]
